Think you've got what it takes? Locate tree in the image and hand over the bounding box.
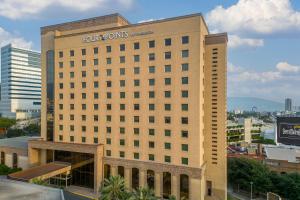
[100,175,129,200]
[130,186,157,200]
[0,164,21,175]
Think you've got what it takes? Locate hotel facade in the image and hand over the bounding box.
[10,13,227,200]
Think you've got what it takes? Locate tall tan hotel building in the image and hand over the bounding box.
[26,13,227,200]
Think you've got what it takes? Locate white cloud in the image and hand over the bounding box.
[276,62,300,73]
[228,61,300,102]
[206,0,300,34]
[0,0,135,19]
[228,35,264,48]
[0,27,32,49]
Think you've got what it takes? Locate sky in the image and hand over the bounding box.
[0,0,300,104]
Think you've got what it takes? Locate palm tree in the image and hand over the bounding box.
[100,175,128,200]
[130,186,157,200]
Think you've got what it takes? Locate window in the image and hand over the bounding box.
[182,77,189,84]
[107,81,112,87]
[165,91,171,98]
[134,116,139,123]
[134,67,140,74]
[182,144,188,151]
[165,38,171,46]
[70,115,74,120]
[82,104,86,110]
[149,141,155,148]
[120,92,125,99]
[165,156,171,163]
[165,104,171,111]
[106,138,111,145]
[149,40,155,48]
[59,135,63,141]
[94,47,98,54]
[165,143,171,149]
[134,128,139,135]
[94,81,99,88]
[149,91,155,98]
[120,139,125,146]
[134,104,140,110]
[106,115,111,122]
[182,104,188,111]
[149,66,155,73]
[70,136,74,142]
[182,50,189,58]
[82,71,86,78]
[107,104,112,110]
[120,127,125,134]
[134,153,139,159]
[182,117,189,124]
[70,93,74,99]
[149,53,155,61]
[134,55,140,62]
[59,72,63,78]
[82,115,86,121]
[149,129,155,136]
[94,126,98,132]
[182,158,188,165]
[120,80,125,87]
[134,79,140,86]
[106,46,111,53]
[106,150,111,156]
[182,90,188,98]
[165,51,171,59]
[134,140,139,147]
[70,82,74,88]
[165,78,171,85]
[120,56,125,63]
[165,65,171,72]
[59,115,63,120]
[120,104,125,110]
[120,68,125,75]
[134,42,140,50]
[165,117,171,124]
[107,127,111,134]
[70,104,75,110]
[70,125,74,131]
[59,51,63,58]
[120,151,125,158]
[120,44,125,51]
[94,70,99,77]
[106,69,112,76]
[70,61,74,67]
[134,92,140,98]
[94,58,99,65]
[59,125,63,130]
[165,130,171,137]
[182,36,189,44]
[59,93,63,99]
[70,50,74,57]
[106,57,112,64]
[59,62,63,68]
[149,79,155,86]
[149,116,155,123]
[59,104,63,110]
[94,137,98,144]
[94,104,99,110]
[182,63,189,71]
[182,130,188,138]
[149,154,155,161]
[82,82,86,88]
[94,115,99,121]
[149,104,155,111]
[81,49,86,55]
[82,60,86,67]
[82,137,86,143]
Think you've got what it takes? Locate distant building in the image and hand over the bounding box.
[0,44,41,119]
[285,98,292,112]
[277,117,300,146]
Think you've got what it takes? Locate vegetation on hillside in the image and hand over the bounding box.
[228,158,300,200]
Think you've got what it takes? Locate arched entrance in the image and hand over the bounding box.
[147,170,155,190]
[180,174,189,199]
[163,172,171,198]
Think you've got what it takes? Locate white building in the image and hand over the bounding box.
[0,44,41,119]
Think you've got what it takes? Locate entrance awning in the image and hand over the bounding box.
[8,162,71,182]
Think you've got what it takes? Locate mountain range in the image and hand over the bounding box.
[228,97,283,112]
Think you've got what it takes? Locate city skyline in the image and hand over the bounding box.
[0,0,300,104]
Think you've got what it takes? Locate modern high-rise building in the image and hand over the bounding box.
[285,98,292,112]
[0,44,41,119]
[10,13,227,200]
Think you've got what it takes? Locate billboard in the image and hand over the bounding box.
[277,117,300,146]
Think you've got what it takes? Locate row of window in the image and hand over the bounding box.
[59,64,189,75]
[60,50,189,68]
[58,116,189,128]
[59,77,189,89]
[59,36,190,58]
[59,90,189,99]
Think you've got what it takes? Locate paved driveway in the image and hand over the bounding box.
[0,178,62,200]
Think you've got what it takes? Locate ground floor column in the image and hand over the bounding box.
[172,174,180,200]
[111,165,117,177]
[155,172,162,197]
[124,167,132,189]
[139,169,146,188]
[94,147,104,194]
[190,178,202,200]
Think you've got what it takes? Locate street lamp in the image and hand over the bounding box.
[250,181,253,200]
